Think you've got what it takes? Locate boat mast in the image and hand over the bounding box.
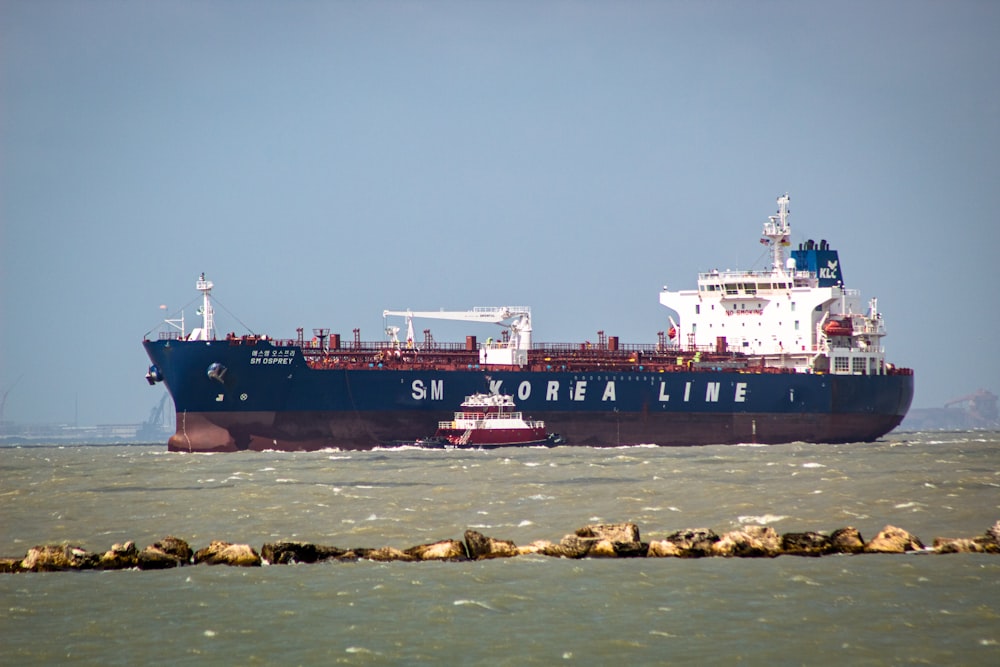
[195,273,215,341]
[761,194,791,273]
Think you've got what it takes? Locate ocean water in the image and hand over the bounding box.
[2,431,998,665]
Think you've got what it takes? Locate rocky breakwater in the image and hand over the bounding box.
[2,521,998,573]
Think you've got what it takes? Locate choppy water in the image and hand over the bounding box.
[2,431,999,665]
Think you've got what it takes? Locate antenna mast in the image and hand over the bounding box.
[761,194,791,272]
[196,273,215,340]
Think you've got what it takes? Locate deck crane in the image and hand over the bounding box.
[382,307,532,366]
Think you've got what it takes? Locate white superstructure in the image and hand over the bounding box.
[658,194,889,376]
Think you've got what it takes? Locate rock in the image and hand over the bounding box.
[781,532,833,557]
[664,528,719,558]
[524,535,596,558]
[261,542,347,564]
[193,541,262,566]
[20,545,100,571]
[610,540,648,558]
[932,526,1000,554]
[98,541,139,570]
[573,523,645,557]
[588,539,618,558]
[517,540,554,556]
[746,525,783,555]
[864,525,925,553]
[646,539,684,557]
[829,527,866,554]
[365,547,416,562]
[984,521,1000,550]
[136,536,194,570]
[552,534,597,558]
[464,530,519,560]
[575,523,641,543]
[712,526,781,558]
[0,557,23,573]
[646,529,720,558]
[153,536,193,563]
[933,537,988,554]
[405,539,467,561]
[138,545,183,570]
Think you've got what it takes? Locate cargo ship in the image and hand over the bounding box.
[143,194,913,452]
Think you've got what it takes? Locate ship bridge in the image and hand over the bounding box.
[659,195,887,376]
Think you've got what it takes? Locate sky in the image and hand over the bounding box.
[1,0,998,426]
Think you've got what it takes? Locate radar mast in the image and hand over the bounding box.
[761,194,791,272]
[195,273,215,340]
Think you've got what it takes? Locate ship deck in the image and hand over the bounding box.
[213,334,913,376]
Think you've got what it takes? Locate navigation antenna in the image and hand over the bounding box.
[761,193,792,273]
[194,273,215,341]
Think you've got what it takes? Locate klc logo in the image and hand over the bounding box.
[819,259,839,280]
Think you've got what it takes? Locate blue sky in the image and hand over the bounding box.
[2,0,998,426]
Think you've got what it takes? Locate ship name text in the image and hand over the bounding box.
[409,378,750,404]
[249,349,296,365]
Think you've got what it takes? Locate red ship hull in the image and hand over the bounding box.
[164,407,908,452]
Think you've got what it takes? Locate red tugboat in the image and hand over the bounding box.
[426,393,561,448]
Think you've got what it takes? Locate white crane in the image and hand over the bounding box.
[382,307,532,366]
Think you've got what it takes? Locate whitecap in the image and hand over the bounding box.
[801,462,826,468]
[738,514,788,525]
[454,599,498,612]
[893,501,924,509]
[790,575,822,586]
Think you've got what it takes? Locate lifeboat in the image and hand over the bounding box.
[823,318,853,337]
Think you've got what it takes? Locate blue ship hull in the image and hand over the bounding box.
[144,339,914,452]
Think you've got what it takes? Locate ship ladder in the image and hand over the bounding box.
[458,429,473,445]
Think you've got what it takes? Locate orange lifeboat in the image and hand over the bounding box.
[823,318,853,337]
